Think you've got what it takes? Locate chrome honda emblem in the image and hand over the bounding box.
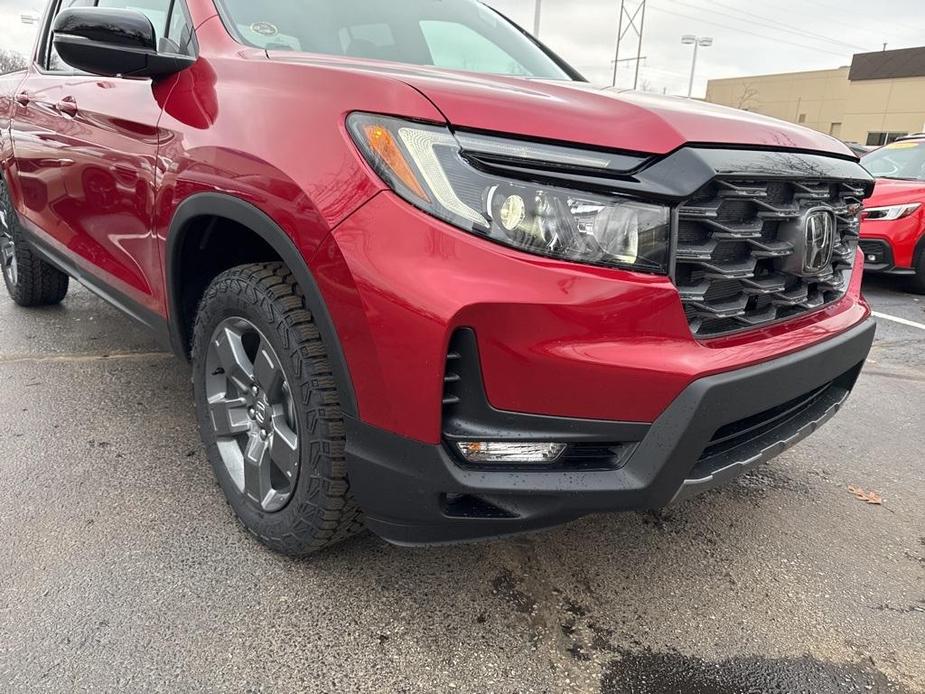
[254,400,268,428]
[803,208,836,275]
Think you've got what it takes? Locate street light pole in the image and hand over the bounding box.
[682,35,713,98]
[533,0,542,37]
[687,41,700,97]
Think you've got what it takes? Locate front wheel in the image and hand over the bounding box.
[192,263,364,556]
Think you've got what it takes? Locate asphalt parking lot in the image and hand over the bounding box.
[0,276,922,694]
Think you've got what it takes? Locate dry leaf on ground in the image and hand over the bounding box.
[847,485,883,505]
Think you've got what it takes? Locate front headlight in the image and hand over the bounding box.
[347,113,670,273]
[863,203,922,221]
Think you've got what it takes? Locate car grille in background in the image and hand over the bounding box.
[674,178,868,338]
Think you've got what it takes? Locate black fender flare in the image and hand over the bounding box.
[165,193,358,417]
[914,229,925,271]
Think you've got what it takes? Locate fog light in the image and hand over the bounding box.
[455,442,566,464]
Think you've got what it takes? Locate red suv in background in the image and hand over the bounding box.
[860,136,925,293]
[1,0,876,555]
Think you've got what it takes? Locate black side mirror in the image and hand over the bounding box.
[52,7,195,78]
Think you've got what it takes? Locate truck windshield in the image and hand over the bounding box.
[217,0,574,80]
[862,141,925,181]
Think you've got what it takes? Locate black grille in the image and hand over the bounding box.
[674,177,868,338]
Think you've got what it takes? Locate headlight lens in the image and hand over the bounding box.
[347,113,671,273]
[863,203,922,221]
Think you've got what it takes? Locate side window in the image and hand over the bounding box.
[163,1,195,56]
[419,20,528,76]
[45,0,95,72]
[866,132,910,147]
[96,0,195,55]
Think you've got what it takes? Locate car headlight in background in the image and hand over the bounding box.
[347,113,670,273]
[862,203,922,221]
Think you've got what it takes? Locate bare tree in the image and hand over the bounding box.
[736,83,759,111]
[0,49,28,76]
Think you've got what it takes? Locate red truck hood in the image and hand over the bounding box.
[866,177,925,206]
[267,53,852,157]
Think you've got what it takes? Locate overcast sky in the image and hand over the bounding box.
[2,0,924,96]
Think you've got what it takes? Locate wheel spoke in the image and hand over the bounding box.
[205,316,300,514]
[243,434,272,505]
[0,209,16,286]
[269,408,299,481]
[213,326,254,393]
[0,238,16,286]
[253,342,284,399]
[208,394,251,437]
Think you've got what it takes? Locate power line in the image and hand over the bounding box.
[647,3,853,58]
[799,0,904,38]
[695,0,869,52]
[644,67,697,79]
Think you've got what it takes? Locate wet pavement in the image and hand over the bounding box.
[602,650,912,694]
[0,277,923,693]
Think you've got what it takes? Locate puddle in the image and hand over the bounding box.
[601,650,916,694]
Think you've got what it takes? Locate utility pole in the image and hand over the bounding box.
[611,0,648,89]
[633,0,647,91]
[533,0,542,37]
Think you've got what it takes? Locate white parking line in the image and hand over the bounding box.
[872,311,925,331]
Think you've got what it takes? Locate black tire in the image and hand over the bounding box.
[192,262,364,556]
[0,177,69,307]
[907,244,925,295]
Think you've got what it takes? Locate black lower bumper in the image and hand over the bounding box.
[346,320,876,545]
[859,239,915,275]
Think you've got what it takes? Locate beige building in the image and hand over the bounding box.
[706,46,925,146]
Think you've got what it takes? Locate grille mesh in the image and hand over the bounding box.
[674,177,867,338]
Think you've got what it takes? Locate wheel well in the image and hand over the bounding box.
[165,193,358,417]
[172,215,281,355]
[915,230,925,269]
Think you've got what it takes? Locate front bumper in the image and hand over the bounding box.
[859,212,923,274]
[858,238,915,275]
[315,190,871,446]
[346,319,875,545]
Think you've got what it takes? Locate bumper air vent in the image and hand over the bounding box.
[441,329,641,471]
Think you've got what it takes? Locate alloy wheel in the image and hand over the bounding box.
[0,209,17,287]
[205,317,300,512]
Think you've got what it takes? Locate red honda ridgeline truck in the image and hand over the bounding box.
[0,0,875,555]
